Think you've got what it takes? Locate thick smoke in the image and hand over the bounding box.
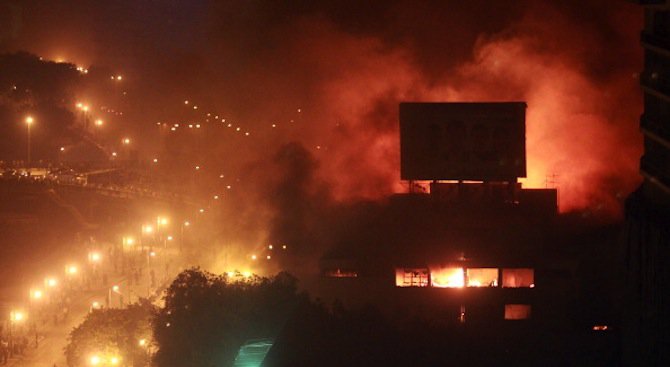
[0,1,644,272]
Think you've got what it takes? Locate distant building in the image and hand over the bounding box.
[623,2,670,365]
[316,102,561,327]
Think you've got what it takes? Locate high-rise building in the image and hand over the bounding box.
[623,1,670,365]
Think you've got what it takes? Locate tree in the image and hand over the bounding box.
[65,301,154,367]
[152,268,303,367]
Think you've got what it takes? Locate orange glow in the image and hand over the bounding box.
[466,268,499,287]
[502,268,535,288]
[30,289,43,300]
[88,251,102,263]
[429,266,464,288]
[395,268,429,287]
[504,304,531,320]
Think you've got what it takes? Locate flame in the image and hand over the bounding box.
[430,267,464,288]
[466,268,499,287]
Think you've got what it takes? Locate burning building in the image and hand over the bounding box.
[316,102,563,327]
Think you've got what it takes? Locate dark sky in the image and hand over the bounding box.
[0,0,644,214]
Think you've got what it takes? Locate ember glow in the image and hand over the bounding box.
[466,268,499,287]
[430,267,465,288]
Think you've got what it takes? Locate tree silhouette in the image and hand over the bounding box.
[65,301,154,367]
[152,268,303,367]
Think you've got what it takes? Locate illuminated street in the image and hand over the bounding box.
[0,1,668,366]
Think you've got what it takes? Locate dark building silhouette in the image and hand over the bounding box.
[315,102,554,324]
[623,2,670,365]
[280,102,623,366]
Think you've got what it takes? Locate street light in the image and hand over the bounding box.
[45,277,58,289]
[30,289,43,301]
[108,285,122,308]
[123,236,135,251]
[88,251,102,264]
[29,289,43,347]
[24,116,34,165]
[9,310,26,356]
[10,311,25,323]
[66,265,78,275]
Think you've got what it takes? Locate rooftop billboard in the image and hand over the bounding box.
[399,102,526,181]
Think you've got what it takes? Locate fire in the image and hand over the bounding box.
[466,268,499,287]
[430,267,464,288]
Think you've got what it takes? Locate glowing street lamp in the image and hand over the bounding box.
[8,310,26,356]
[45,277,58,289]
[123,236,135,251]
[142,224,154,234]
[180,221,190,254]
[24,116,34,165]
[90,355,101,366]
[108,285,121,308]
[10,311,25,323]
[66,265,78,275]
[95,119,104,127]
[122,137,131,145]
[30,289,43,301]
[88,251,102,264]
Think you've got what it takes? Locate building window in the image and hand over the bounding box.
[395,268,429,287]
[429,266,464,288]
[501,268,534,288]
[466,268,499,287]
[504,304,531,320]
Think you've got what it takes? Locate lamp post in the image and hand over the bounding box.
[108,285,122,308]
[29,290,42,347]
[24,116,33,166]
[9,310,25,356]
[181,220,190,255]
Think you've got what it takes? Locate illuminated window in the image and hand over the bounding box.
[501,268,534,288]
[429,266,464,288]
[466,268,499,287]
[504,304,531,320]
[395,268,429,287]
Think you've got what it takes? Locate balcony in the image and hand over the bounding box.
[640,155,670,192]
[641,114,670,148]
[640,70,670,101]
